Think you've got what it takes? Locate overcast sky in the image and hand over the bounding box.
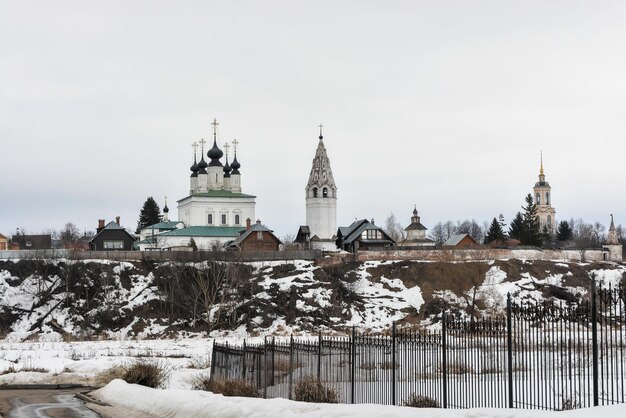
[1,1,625,238]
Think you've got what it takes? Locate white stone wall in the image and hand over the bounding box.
[306,197,337,240]
[230,174,241,193]
[178,196,255,227]
[137,235,234,251]
[207,166,224,190]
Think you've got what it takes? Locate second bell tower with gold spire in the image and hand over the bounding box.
[533,152,556,235]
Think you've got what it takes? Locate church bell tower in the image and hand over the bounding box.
[533,153,556,235]
[305,125,337,244]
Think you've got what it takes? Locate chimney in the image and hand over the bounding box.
[115,216,120,226]
[256,219,261,224]
[98,219,105,229]
[371,218,375,225]
[246,218,251,232]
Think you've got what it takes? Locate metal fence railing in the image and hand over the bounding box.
[211,279,626,410]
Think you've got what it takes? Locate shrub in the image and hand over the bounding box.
[191,375,259,397]
[121,359,170,388]
[293,376,339,403]
[404,394,440,408]
[186,355,211,370]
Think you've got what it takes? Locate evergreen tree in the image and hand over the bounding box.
[521,193,542,246]
[189,238,198,251]
[508,212,524,240]
[498,214,509,240]
[556,220,573,242]
[485,217,506,244]
[136,197,161,233]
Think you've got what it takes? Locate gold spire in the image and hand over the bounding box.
[540,151,544,176]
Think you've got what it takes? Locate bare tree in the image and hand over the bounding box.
[60,223,80,247]
[384,212,405,243]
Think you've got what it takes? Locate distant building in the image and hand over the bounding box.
[0,233,8,250]
[303,126,338,251]
[534,154,556,235]
[90,218,136,251]
[138,119,257,251]
[228,219,281,252]
[603,214,623,262]
[399,206,435,247]
[443,234,480,248]
[336,219,395,253]
[11,234,52,250]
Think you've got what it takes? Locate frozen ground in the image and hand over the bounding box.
[91,379,626,418]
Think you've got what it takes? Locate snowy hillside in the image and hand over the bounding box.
[0,258,623,342]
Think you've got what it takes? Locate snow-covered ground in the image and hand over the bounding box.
[91,379,626,418]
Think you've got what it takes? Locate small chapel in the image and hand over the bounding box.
[137,119,257,250]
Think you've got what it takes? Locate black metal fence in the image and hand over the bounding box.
[211,280,625,410]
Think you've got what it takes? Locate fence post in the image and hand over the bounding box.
[271,336,276,386]
[210,339,216,377]
[288,334,294,400]
[263,336,268,399]
[317,330,322,380]
[351,326,356,404]
[392,321,397,406]
[591,278,599,407]
[242,339,247,380]
[507,293,513,409]
[442,311,448,409]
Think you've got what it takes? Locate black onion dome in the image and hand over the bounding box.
[207,139,224,167]
[190,155,199,178]
[163,204,169,213]
[223,157,232,178]
[413,207,418,215]
[231,153,241,174]
[198,155,208,174]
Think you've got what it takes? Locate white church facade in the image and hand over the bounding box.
[137,119,256,251]
[533,155,557,235]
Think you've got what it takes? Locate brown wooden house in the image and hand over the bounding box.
[0,232,8,250]
[228,219,281,252]
[442,234,480,248]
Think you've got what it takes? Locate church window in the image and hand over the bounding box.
[313,188,318,197]
[235,214,240,225]
[221,214,227,225]
[547,215,552,227]
[546,192,550,205]
[323,188,328,198]
[536,193,541,205]
[208,214,213,225]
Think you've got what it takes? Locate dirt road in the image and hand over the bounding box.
[0,387,100,418]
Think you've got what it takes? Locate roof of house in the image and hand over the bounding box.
[405,221,428,231]
[339,219,395,245]
[159,226,244,237]
[0,232,8,240]
[143,221,183,231]
[443,234,478,246]
[90,221,136,243]
[229,222,281,247]
[178,190,256,202]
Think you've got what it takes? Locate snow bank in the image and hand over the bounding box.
[93,380,626,418]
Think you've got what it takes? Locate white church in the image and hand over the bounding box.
[137,119,256,250]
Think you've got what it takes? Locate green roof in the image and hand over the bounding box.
[160,226,245,237]
[178,190,256,201]
[144,221,182,230]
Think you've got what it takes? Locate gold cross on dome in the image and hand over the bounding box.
[199,138,207,152]
[232,139,239,153]
[211,118,219,134]
[192,142,198,154]
[224,143,230,158]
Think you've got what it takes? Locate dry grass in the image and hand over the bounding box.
[190,374,259,397]
[186,355,211,370]
[121,359,170,388]
[95,365,126,385]
[293,376,339,403]
[0,364,49,375]
[404,393,440,408]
